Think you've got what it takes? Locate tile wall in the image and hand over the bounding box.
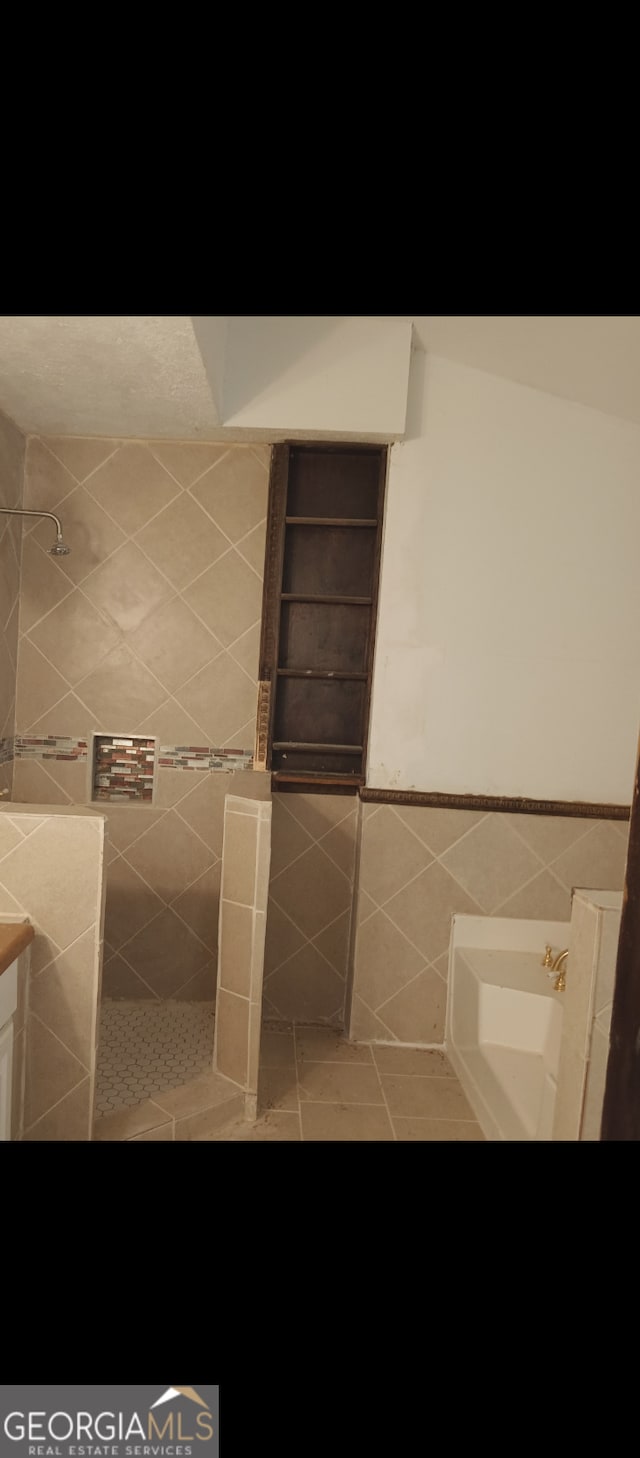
[263,792,359,1027]
[0,805,106,1140]
[215,794,272,1115]
[12,435,271,1000]
[0,407,26,799]
[348,804,630,1045]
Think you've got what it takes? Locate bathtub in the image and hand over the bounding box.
[446,915,570,1141]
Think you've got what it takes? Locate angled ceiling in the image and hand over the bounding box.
[0,315,640,442]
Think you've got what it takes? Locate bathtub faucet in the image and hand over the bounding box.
[541,945,569,991]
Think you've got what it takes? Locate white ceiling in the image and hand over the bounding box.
[1,315,640,440]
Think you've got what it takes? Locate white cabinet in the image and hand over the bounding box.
[0,958,18,1142]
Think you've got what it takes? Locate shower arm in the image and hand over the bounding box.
[0,505,65,539]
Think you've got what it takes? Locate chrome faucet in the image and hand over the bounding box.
[542,945,568,992]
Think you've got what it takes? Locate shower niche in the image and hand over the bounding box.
[91,734,157,803]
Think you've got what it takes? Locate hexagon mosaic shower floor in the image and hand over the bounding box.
[96,999,216,1115]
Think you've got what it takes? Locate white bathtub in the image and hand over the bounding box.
[446,916,570,1141]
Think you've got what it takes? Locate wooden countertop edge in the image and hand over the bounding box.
[0,923,35,978]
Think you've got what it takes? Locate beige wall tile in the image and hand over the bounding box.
[83,541,172,634]
[42,436,118,484]
[221,809,258,905]
[552,822,629,892]
[28,590,119,685]
[15,640,69,730]
[504,813,595,862]
[149,441,227,487]
[264,897,305,974]
[271,844,351,939]
[11,758,70,805]
[227,622,260,680]
[123,809,213,901]
[129,596,222,693]
[25,691,91,739]
[300,1102,393,1141]
[32,485,127,585]
[0,817,102,949]
[179,653,257,745]
[218,900,254,997]
[312,910,351,978]
[171,862,221,953]
[377,968,447,1043]
[264,942,345,1024]
[191,450,268,542]
[282,791,357,842]
[135,494,228,590]
[84,443,180,534]
[394,804,487,855]
[23,1014,88,1128]
[440,814,542,913]
[18,534,74,633]
[235,520,267,576]
[173,959,218,1001]
[384,861,482,963]
[581,1024,610,1140]
[269,799,313,878]
[37,759,89,804]
[102,952,156,999]
[354,910,425,1011]
[104,855,164,949]
[29,926,98,1067]
[102,805,165,853]
[140,702,210,752]
[23,438,76,514]
[174,773,230,851]
[348,995,397,1042]
[496,869,572,921]
[23,1075,92,1141]
[123,907,209,997]
[320,817,357,881]
[77,643,167,728]
[183,550,263,647]
[359,805,430,905]
[214,988,249,1086]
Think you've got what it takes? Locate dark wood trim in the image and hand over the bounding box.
[258,444,289,771]
[272,773,360,796]
[359,787,630,820]
[601,745,640,1138]
[360,449,388,781]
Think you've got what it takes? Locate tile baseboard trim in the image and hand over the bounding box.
[359,787,631,820]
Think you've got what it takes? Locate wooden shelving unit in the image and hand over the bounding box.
[259,443,388,787]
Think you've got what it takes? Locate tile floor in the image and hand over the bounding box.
[96,999,215,1115]
[94,1004,485,1139]
[209,1025,485,1141]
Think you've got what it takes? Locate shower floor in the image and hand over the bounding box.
[95,1000,215,1116]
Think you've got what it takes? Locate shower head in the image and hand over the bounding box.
[0,505,71,556]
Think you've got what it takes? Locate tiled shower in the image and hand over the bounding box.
[0,406,632,1139]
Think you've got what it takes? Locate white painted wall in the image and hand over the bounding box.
[368,352,640,804]
[222,317,412,438]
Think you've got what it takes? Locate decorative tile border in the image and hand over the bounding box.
[14,735,88,761]
[0,737,13,766]
[158,746,253,772]
[93,736,156,802]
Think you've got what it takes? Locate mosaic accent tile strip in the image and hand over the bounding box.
[93,735,156,802]
[14,734,88,761]
[158,745,253,772]
[0,736,13,766]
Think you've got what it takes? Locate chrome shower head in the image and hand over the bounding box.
[49,536,71,556]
